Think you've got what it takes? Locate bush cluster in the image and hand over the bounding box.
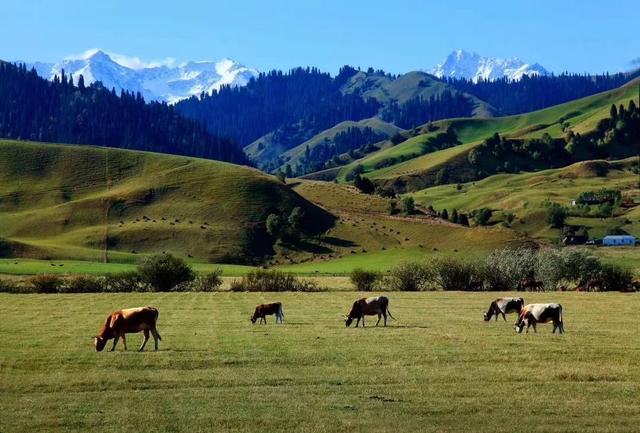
[0,254,222,293]
[230,270,321,292]
[352,247,637,292]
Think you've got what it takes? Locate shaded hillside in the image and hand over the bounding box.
[0,141,333,264]
[0,62,247,164]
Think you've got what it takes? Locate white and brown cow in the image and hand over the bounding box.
[484,297,524,322]
[514,303,564,334]
[94,306,162,352]
[251,302,284,324]
[345,296,394,327]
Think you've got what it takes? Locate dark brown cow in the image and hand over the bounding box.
[517,278,544,291]
[94,306,162,352]
[251,302,284,324]
[345,296,394,327]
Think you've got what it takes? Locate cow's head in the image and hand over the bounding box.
[94,336,107,352]
[250,316,257,324]
[514,313,527,333]
[345,301,361,327]
[483,301,497,321]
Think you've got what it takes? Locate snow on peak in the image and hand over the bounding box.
[431,50,549,82]
[17,50,259,103]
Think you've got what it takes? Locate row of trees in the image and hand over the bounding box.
[380,91,473,129]
[447,71,640,116]
[0,62,248,164]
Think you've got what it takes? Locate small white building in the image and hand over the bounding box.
[602,235,636,246]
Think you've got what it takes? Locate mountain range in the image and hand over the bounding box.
[17,49,258,104]
[15,49,549,104]
[430,49,549,82]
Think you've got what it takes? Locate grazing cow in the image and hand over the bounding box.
[251,302,284,324]
[483,297,524,322]
[514,303,564,334]
[345,296,395,327]
[94,306,162,352]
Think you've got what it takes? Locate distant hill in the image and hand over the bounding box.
[0,141,333,264]
[336,77,640,192]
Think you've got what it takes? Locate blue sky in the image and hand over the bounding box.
[2,0,639,74]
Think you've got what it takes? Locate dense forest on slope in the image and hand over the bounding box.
[447,71,640,116]
[0,62,248,164]
[175,67,382,147]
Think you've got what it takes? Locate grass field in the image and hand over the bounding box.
[1,292,638,433]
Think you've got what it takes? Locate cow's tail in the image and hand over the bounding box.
[386,306,396,321]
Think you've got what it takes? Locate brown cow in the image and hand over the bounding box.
[251,302,284,324]
[94,306,162,352]
[345,296,394,327]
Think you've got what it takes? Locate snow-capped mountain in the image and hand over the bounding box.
[17,49,259,103]
[431,50,549,82]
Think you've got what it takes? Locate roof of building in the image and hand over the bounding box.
[603,235,636,240]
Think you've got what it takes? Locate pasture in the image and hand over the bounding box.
[1,292,638,433]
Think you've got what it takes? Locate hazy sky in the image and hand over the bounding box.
[2,0,639,74]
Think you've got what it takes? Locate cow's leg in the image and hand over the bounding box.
[121,333,127,351]
[376,314,381,327]
[355,317,360,327]
[383,311,388,327]
[532,322,537,333]
[362,316,365,327]
[111,335,119,351]
[139,330,150,351]
[501,312,506,322]
[552,323,557,334]
[558,321,564,335]
[150,328,160,351]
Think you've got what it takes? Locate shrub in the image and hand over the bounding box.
[484,248,537,291]
[353,174,375,194]
[386,262,432,291]
[137,254,195,292]
[230,270,320,292]
[0,277,20,293]
[60,275,102,293]
[390,133,407,145]
[103,272,144,292]
[429,258,482,291]
[28,275,63,293]
[192,269,223,292]
[0,238,12,258]
[546,203,567,228]
[401,197,415,215]
[597,264,634,292]
[350,268,381,291]
[471,208,493,226]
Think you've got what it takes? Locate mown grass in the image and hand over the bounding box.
[0,292,638,433]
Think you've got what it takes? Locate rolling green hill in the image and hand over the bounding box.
[0,140,333,264]
[336,78,640,191]
[410,158,640,241]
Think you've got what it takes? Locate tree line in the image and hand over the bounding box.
[0,62,248,164]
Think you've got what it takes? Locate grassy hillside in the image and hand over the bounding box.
[278,180,527,272]
[340,70,494,117]
[336,78,640,190]
[410,158,640,243]
[277,117,402,173]
[0,140,333,264]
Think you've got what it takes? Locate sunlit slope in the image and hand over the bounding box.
[337,78,640,188]
[0,140,332,263]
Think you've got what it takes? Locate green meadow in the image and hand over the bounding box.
[1,292,638,433]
